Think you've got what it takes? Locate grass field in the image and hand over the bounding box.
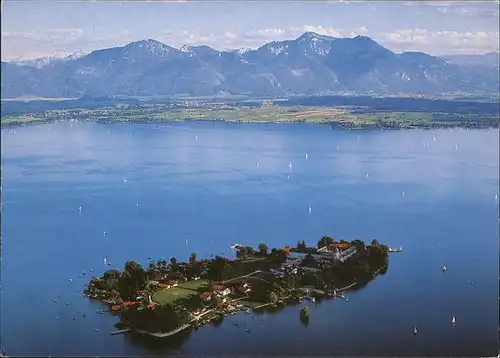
[152,279,211,305]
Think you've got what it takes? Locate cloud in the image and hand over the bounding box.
[3,23,499,60]
[160,25,370,51]
[2,28,84,43]
[1,28,136,60]
[404,1,500,18]
[379,28,500,55]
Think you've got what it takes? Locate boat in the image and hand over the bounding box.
[413,326,418,335]
[452,316,456,325]
[311,297,316,303]
[442,265,447,272]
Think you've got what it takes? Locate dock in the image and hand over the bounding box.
[109,328,131,336]
[136,324,192,338]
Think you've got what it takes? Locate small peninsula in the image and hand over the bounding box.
[84,237,390,337]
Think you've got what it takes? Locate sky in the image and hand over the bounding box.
[1,1,499,61]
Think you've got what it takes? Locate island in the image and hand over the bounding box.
[84,236,390,337]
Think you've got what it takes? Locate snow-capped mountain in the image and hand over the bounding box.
[1,32,498,98]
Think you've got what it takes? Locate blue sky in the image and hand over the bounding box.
[1,1,499,60]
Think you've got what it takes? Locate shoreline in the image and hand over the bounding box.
[1,117,497,130]
[128,285,357,338]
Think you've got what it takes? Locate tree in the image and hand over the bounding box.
[189,252,197,265]
[266,291,278,304]
[170,257,177,267]
[370,239,380,247]
[317,236,333,249]
[300,306,310,317]
[211,294,224,309]
[236,246,248,258]
[351,239,366,251]
[208,256,232,282]
[103,269,121,281]
[258,243,269,256]
[270,249,287,263]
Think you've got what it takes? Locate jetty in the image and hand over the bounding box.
[109,328,131,336]
[136,324,192,338]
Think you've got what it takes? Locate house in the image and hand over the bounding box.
[159,283,171,289]
[288,251,309,260]
[147,301,159,309]
[200,292,213,301]
[213,284,226,291]
[214,288,231,296]
[329,242,350,249]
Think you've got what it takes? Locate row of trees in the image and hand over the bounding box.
[150,252,197,272]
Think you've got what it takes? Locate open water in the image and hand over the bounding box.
[1,121,498,356]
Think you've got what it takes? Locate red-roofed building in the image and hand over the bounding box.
[329,243,350,249]
[200,292,213,301]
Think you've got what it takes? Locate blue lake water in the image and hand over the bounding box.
[1,121,498,356]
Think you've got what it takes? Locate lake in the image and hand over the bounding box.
[1,121,498,357]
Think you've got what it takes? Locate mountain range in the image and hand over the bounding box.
[1,32,499,99]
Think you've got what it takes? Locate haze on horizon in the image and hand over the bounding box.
[1,0,499,61]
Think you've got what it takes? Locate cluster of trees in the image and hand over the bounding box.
[235,243,286,263]
[124,303,190,333]
[316,236,354,249]
[86,252,204,302]
[85,261,148,301]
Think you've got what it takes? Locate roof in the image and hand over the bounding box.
[200,292,213,299]
[213,285,225,291]
[123,301,139,307]
[329,243,350,249]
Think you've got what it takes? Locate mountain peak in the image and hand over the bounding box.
[298,31,333,42]
[123,39,174,57]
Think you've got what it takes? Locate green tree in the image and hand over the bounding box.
[351,239,366,251]
[236,246,247,258]
[258,243,269,256]
[211,294,224,308]
[170,257,177,267]
[270,249,288,263]
[189,252,197,265]
[370,239,380,247]
[266,291,279,304]
[300,306,310,317]
[317,236,333,249]
[208,256,232,282]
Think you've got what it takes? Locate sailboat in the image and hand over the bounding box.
[185,238,189,245]
[104,258,107,266]
[305,154,308,160]
[308,205,312,214]
[451,316,456,325]
[413,326,418,335]
[442,265,447,272]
